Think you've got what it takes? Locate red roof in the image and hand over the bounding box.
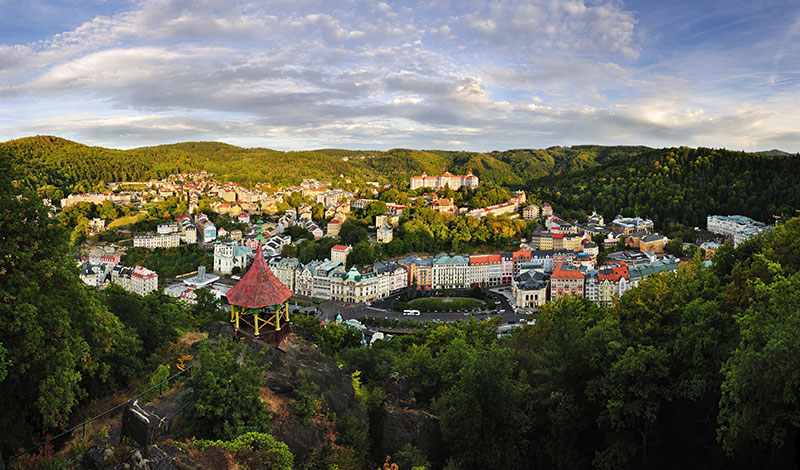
[226,245,293,308]
[599,262,629,282]
[552,262,584,280]
[470,254,501,265]
[331,244,350,252]
[513,248,531,260]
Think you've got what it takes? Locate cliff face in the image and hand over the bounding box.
[371,372,443,463]
[259,330,369,460]
[76,323,441,469]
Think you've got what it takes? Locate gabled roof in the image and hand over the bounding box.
[226,245,293,308]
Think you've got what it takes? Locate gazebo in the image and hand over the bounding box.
[226,245,293,336]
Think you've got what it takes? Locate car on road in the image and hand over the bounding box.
[403,309,421,316]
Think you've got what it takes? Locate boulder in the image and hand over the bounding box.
[120,400,169,449]
[83,445,106,470]
[146,445,177,470]
[272,421,326,461]
[208,321,235,340]
[372,406,443,463]
[384,372,416,407]
[264,372,296,394]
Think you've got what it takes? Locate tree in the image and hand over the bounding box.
[190,288,226,329]
[718,271,800,462]
[291,369,320,425]
[339,221,368,246]
[432,342,530,469]
[181,340,271,440]
[0,164,122,455]
[664,238,684,257]
[195,432,293,470]
[312,203,325,221]
[346,241,376,268]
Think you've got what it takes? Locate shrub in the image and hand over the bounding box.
[291,370,320,425]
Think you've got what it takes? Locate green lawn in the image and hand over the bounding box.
[108,213,148,229]
[404,296,489,312]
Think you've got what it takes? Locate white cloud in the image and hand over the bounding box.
[0,0,797,152]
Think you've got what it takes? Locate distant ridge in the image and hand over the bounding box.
[755,149,794,157]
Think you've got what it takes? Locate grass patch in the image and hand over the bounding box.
[108,213,147,229]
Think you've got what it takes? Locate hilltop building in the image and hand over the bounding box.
[409,171,479,191]
[707,215,770,247]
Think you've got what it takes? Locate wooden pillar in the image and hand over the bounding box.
[254,312,260,336]
[230,304,235,323]
[274,305,281,331]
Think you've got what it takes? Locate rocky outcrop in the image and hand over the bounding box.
[373,406,443,461]
[121,400,169,449]
[207,321,235,340]
[371,373,443,463]
[261,333,368,460]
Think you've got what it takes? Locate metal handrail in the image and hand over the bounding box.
[6,361,197,465]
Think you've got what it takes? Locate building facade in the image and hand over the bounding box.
[432,253,470,289]
[409,171,479,191]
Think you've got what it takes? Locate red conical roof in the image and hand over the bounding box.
[226,245,293,308]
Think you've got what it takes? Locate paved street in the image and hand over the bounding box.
[288,288,535,328]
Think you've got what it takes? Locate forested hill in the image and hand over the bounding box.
[534,146,800,235]
[0,135,649,193]
[2,137,799,232]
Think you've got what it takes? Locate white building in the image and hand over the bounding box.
[331,245,353,265]
[330,267,379,303]
[111,265,158,296]
[511,270,549,309]
[377,225,393,243]
[707,215,770,247]
[213,242,252,274]
[432,253,470,289]
[176,215,197,244]
[133,232,181,249]
[269,257,300,292]
[158,222,179,234]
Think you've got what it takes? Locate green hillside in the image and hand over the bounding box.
[533,146,800,235]
[0,136,651,195]
[3,137,799,236]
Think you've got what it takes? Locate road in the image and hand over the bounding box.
[289,287,535,328]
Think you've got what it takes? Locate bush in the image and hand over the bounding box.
[291,369,320,425]
[180,340,271,440]
[194,432,293,470]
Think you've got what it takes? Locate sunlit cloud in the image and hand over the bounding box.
[0,0,798,151]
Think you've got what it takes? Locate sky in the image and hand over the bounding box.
[0,0,799,152]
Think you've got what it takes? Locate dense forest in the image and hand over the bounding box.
[534,146,800,238]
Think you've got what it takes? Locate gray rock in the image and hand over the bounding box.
[384,372,415,407]
[272,421,326,460]
[264,372,295,394]
[83,445,106,470]
[208,321,234,340]
[146,446,176,470]
[120,400,169,449]
[129,449,148,470]
[372,405,443,463]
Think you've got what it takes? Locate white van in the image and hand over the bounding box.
[402,309,421,316]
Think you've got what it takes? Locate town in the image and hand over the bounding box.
[68,170,771,326]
